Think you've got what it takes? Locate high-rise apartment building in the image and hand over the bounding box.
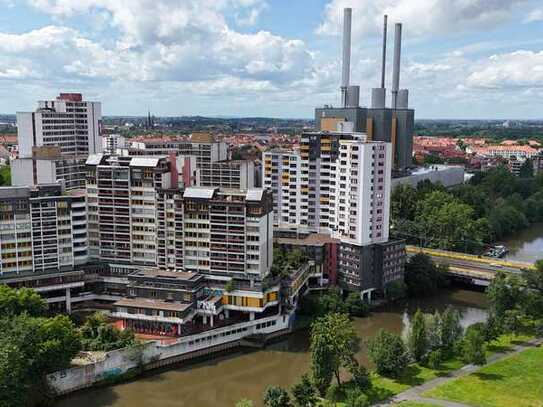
[86,154,175,269]
[131,132,256,189]
[263,131,405,297]
[0,183,87,277]
[330,138,391,245]
[262,150,304,228]
[86,154,273,280]
[11,93,102,189]
[156,187,273,280]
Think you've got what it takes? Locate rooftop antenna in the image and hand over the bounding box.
[380,15,388,89]
[340,8,352,108]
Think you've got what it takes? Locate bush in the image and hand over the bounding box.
[345,292,370,317]
[349,363,371,390]
[325,383,345,402]
[345,388,370,407]
[368,329,409,378]
[263,386,291,407]
[291,374,316,407]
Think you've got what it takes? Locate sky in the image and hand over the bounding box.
[1,0,543,119]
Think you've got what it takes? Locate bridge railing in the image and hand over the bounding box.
[406,246,535,270]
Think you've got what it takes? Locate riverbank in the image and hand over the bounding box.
[54,289,487,407]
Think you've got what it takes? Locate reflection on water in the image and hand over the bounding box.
[55,289,487,407]
[503,223,543,263]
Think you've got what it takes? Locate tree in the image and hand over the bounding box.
[404,253,447,297]
[414,190,488,252]
[291,374,317,407]
[0,285,46,317]
[80,312,136,351]
[462,325,486,365]
[318,288,348,315]
[0,313,81,407]
[408,309,428,362]
[263,385,291,407]
[519,159,534,178]
[310,313,358,393]
[368,329,409,378]
[36,315,81,373]
[384,280,406,301]
[439,307,463,355]
[486,272,521,321]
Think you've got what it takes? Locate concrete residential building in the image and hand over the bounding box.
[85,154,176,269]
[330,138,392,246]
[156,186,274,280]
[0,183,88,311]
[102,134,127,154]
[11,93,102,189]
[131,132,256,189]
[0,183,87,277]
[262,149,304,228]
[328,137,404,298]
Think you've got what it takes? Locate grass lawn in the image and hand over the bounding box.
[316,331,537,406]
[423,346,543,407]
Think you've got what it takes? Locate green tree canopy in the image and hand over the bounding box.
[0,285,47,317]
[310,313,358,393]
[408,309,428,362]
[368,329,409,378]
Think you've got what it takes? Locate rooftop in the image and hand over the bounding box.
[131,268,203,282]
[276,233,340,247]
[114,298,193,312]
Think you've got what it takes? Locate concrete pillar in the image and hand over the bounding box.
[65,287,71,313]
[210,314,214,328]
[203,315,207,325]
[250,312,255,321]
[178,323,182,336]
[225,309,230,318]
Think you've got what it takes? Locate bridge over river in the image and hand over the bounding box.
[406,246,536,287]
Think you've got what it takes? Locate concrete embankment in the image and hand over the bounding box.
[47,314,292,396]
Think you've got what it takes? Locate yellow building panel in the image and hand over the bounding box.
[320,117,344,132]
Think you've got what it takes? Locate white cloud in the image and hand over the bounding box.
[466,50,543,89]
[524,8,543,22]
[18,0,311,88]
[318,0,529,39]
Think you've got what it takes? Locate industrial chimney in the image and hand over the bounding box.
[341,8,352,108]
[371,15,388,109]
[380,15,388,89]
[391,22,402,109]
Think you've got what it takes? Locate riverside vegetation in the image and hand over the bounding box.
[0,285,137,407]
[392,166,543,253]
[236,255,543,407]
